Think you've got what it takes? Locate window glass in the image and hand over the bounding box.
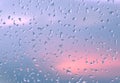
[0,0,120,83]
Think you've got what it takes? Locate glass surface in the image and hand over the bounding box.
[0,0,120,83]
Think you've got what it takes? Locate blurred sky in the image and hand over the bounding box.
[0,0,120,83]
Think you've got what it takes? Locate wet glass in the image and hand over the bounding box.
[0,0,120,83]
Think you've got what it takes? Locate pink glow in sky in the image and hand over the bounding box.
[0,15,30,27]
[56,53,120,77]
[28,48,120,78]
